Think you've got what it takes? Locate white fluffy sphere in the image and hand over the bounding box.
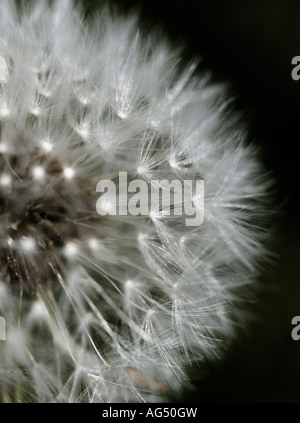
[0,0,272,402]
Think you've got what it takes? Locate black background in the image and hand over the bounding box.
[83,0,300,402]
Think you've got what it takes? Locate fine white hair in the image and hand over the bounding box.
[0,0,272,402]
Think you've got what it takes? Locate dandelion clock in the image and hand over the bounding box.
[0,0,273,402]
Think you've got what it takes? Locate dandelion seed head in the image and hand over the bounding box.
[40,139,53,152]
[77,125,90,140]
[117,110,128,120]
[125,279,134,289]
[0,173,11,186]
[137,165,145,175]
[138,232,146,243]
[78,95,89,106]
[30,299,48,321]
[63,167,75,179]
[169,158,179,169]
[0,143,8,153]
[64,242,79,259]
[19,237,36,253]
[0,106,9,117]
[88,238,99,252]
[32,165,45,180]
[0,0,274,403]
[149,211,157,221]
[31,106,40,117]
